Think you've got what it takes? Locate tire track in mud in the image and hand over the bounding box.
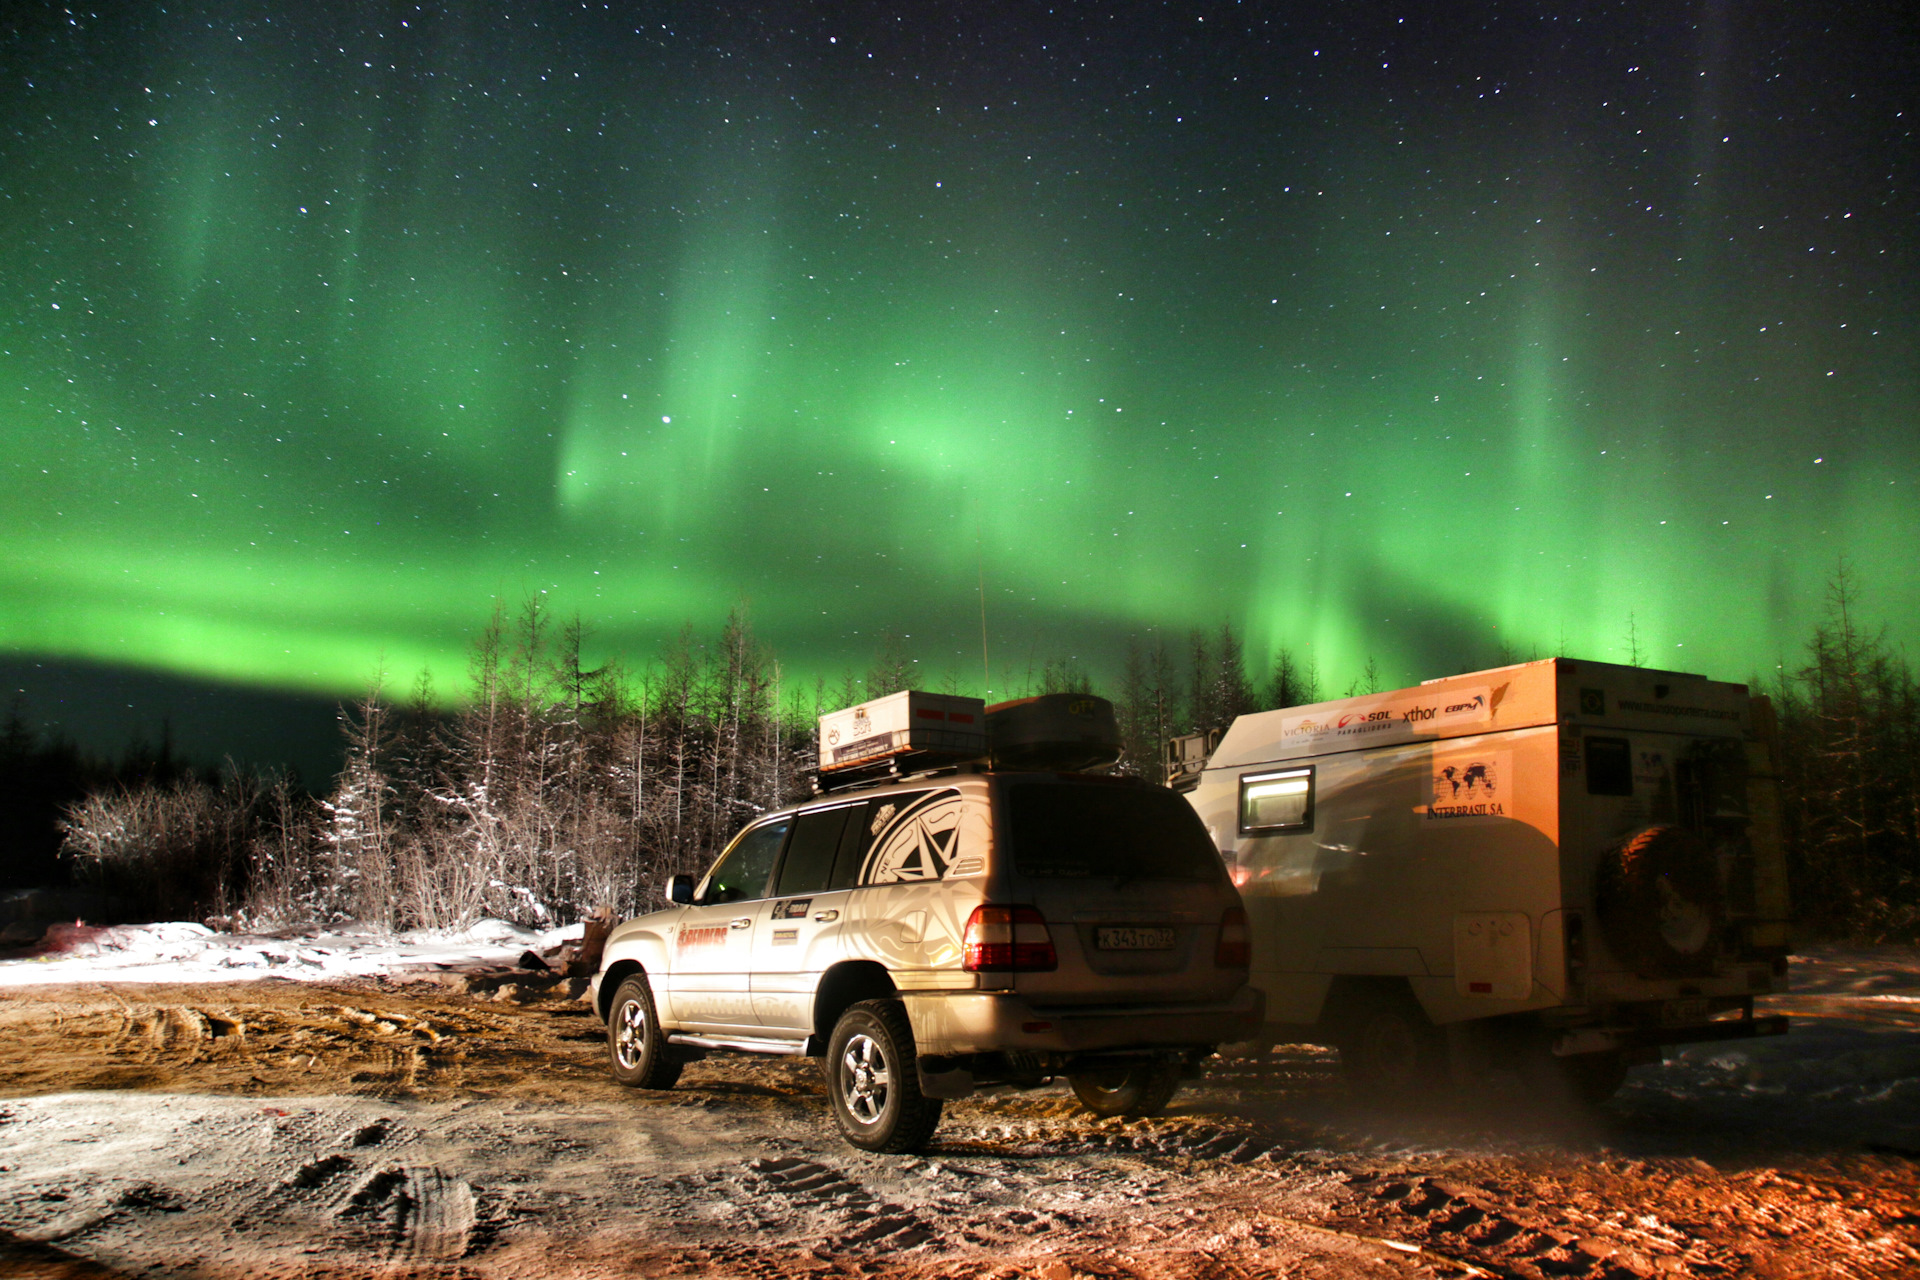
[75,998,530,1096]
[1345,1172,1695,1278]
[1333,1161,1920,1280]
[938,1092,1319,1171]
[749,1156,938,1250]
[927,1091,1920,1280]
[335,1164,478,1263]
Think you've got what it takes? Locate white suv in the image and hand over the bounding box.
[591,769,1262,1152]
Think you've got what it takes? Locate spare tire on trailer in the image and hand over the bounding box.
[1594,825,1723,977]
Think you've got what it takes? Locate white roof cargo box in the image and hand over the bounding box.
[818,690,987,780]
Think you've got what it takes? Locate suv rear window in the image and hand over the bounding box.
[1003,782,1223,882]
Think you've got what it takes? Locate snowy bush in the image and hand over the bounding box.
[60,774,266,924]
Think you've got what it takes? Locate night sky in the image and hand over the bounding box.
[4,2,1915,754]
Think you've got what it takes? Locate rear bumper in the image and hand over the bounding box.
[1553,1014,1789,1057]
[901,985,1265,1056]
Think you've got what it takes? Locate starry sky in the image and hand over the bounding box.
[3,1,1916,744]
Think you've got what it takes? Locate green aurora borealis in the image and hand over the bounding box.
[3,2,1916,715]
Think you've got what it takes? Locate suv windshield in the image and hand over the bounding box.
[1003,782,1223,882]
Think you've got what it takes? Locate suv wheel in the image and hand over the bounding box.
[1069,1061,1182,1118]
[826,1000,942,1153]
[607,974,682,1090]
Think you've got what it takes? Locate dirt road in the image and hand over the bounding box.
[0,970,1915,1279]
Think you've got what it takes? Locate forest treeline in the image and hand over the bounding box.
[19,574,1920,941]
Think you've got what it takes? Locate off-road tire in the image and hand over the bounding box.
[606,974,682,1090]
[1068,1061,1183,1118]
[1334,986,1450,1104]
[1522,1047,1629,1109]
[1595,825,1724,977]
[825,999,942,1153]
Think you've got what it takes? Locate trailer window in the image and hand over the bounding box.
[1585,737,1633,796]
[1240,767,1314,835]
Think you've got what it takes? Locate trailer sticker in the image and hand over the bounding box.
[1283,685,1498,747]
[1614,699,1741,723]
[1425,750,1513,821]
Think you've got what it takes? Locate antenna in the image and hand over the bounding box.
[978,547,991,700]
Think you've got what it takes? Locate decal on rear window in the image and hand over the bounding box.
[860,790,964,885]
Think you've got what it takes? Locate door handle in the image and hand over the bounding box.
[813,910,839,923]
[730,917,752,930]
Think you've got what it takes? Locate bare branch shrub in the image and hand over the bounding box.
[61,771,260,924]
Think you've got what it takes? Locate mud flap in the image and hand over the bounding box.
[916,1062,976,1099]
[1445,1020,1494,1086]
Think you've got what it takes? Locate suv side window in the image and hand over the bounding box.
[699,819,790,904]
[775,805,859,896]
[825,797,889,890]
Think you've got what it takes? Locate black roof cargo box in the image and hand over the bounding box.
[987,693,1121,773]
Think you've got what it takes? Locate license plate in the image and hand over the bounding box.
[1095,926,1177,951]
[1660,997,1711,1027]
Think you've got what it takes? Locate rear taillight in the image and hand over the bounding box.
[963,905,1057,972]
[1215,905,1251,968]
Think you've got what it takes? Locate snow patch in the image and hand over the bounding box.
[0,919,583,988]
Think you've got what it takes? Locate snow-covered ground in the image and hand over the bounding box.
[1622,945,1920,1154]
[0,918,583,987]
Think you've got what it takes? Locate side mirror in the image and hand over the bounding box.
[665,874,696,905]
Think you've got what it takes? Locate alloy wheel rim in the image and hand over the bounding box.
[840,1032,890,1124]
[615,999,648,1070]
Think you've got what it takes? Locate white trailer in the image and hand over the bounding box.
[1180,657,1791,1101]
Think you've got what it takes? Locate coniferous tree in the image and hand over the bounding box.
[1211,623,1256,727]
[1263,647,1321,710]
[1344,655,1383,698]
[1116,635,1182,781]
[1775,566,1920,938]
[1187,630,1218,738]
[1039,656,1094,695]
[866,632,914,698]
[320,681,399,927]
